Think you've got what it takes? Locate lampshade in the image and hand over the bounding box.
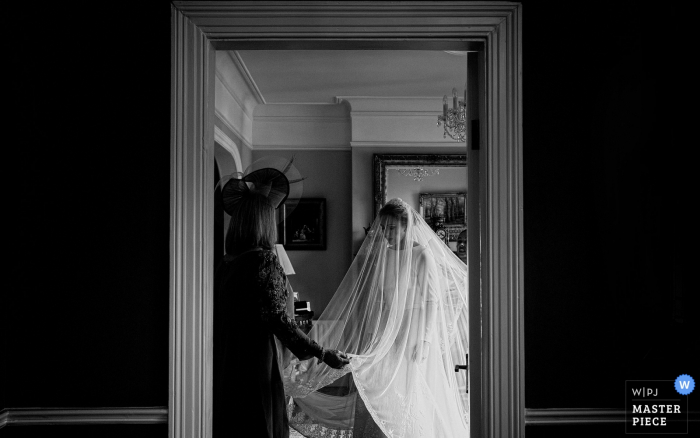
[273,244,295,275]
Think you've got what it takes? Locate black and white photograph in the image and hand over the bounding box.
[3,2,696,438]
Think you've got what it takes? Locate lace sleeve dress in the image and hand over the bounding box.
[213,248,323,438]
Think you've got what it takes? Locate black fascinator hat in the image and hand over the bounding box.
[216,155,304,221]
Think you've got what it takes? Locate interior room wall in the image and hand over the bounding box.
[249,99,467,315]
[253,103,350,149]
[251,149,352,318]
[249,100,351,317]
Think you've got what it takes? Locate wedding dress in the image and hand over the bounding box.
[281,199,470,438]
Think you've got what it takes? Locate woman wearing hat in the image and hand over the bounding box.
[213,158,349,438]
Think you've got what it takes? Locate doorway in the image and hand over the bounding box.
[216,47,478,436]
[170,3,523,437]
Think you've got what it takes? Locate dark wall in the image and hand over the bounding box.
[4,0,171,419]
[524,0,696,421]
[4,1,696,436]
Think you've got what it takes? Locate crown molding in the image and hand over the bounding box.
[350,141,462,148]
[214,72,253,120]
[214,110,253,150]
[254,116,349,123]
[350,111,442,118]
[254,102,349,117]
[252,103,350,148]
[228,51,265,105]
[339,96,444,113]
[252,145,351,151]
[0,407,167,428]
[265,102,347,105]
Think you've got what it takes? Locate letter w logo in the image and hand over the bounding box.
[679,381,690,389]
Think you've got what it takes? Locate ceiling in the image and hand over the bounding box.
[235,50,469,104]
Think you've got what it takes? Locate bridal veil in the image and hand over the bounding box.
[282,198,469,438]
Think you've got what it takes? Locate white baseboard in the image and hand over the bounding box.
[0,407,167,428]
[525,408,625,425]
[526,408,700,425]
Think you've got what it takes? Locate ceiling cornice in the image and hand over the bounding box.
[227,51,265,105]
[350,141,461,148]
[214,110,253,150]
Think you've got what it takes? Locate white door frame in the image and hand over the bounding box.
[170,2,523,437]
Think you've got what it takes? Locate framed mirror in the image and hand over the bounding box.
[373,154,467,216]
[373,154,467,260]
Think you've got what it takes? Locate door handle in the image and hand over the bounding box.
[454,353,468,372]
[454,354,468,393]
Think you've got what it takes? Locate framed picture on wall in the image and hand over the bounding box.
[419,192,467,258]
[419,192,467,228]
[279,198,326,250]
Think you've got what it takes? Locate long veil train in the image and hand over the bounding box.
[281,199,469,438]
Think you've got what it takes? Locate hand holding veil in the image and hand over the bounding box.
[282,198,469,438]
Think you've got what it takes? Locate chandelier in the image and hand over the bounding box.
[437,87,467,142]
[398,167,439,182]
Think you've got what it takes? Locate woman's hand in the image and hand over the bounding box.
[322,349,350,369]
[412,341,430,363]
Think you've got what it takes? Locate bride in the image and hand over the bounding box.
[282,198,469,438]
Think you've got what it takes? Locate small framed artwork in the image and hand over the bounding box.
[419,192,467,228]
[279,198,326,250]
[419,192,467,258]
